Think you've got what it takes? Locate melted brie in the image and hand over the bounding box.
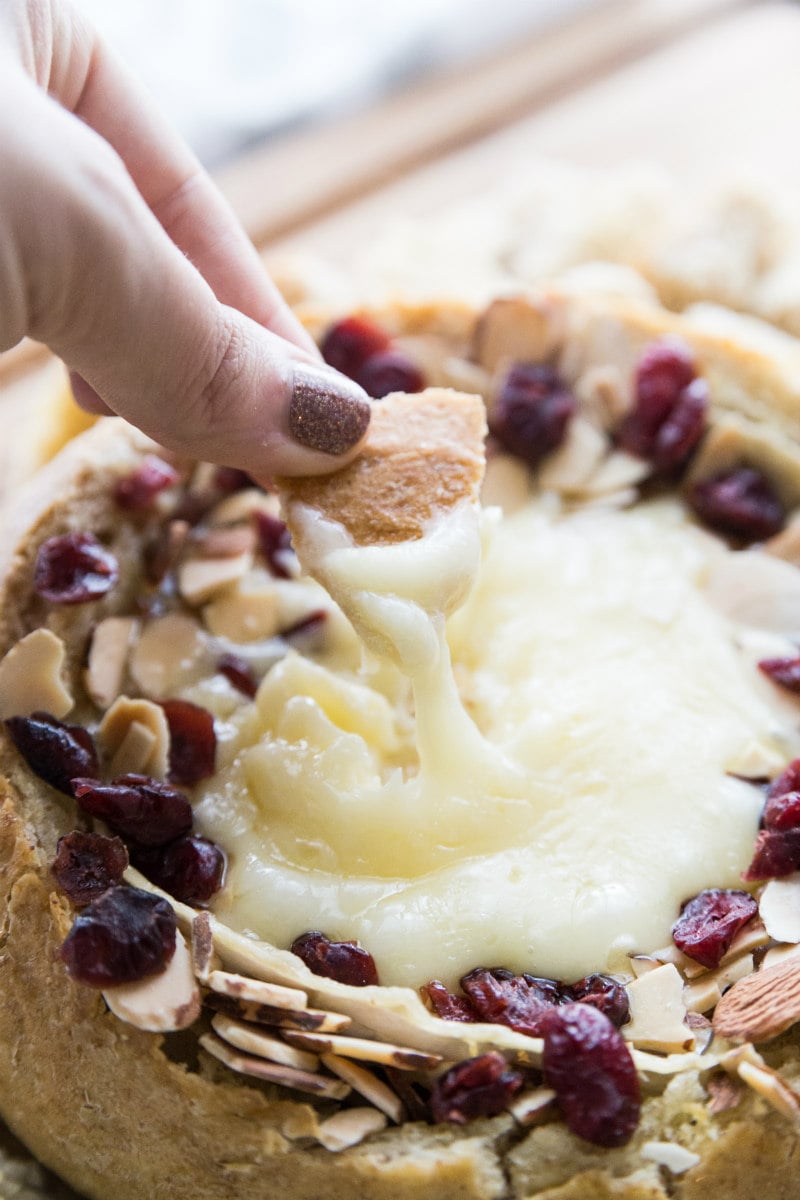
[194,495,800,987]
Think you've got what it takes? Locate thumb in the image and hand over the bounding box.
[1,71,370,477]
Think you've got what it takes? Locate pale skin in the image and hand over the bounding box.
[0,0,371,480]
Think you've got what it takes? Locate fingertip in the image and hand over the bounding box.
[68,372,115,415]
[288,364,371,457]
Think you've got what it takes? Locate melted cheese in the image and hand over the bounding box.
[194,495,800,988]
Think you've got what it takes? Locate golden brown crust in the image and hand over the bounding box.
[278,388,487,547]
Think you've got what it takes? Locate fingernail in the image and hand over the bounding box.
[289,366,371,455]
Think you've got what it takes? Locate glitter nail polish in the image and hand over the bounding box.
[289,366,371,456]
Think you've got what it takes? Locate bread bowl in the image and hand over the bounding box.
[4,283,800,1198]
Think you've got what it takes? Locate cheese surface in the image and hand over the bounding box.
[194,495,800,987]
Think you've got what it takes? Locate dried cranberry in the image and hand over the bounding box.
[290,930,379,987]
[672,888,758,968]
[489,364,576,470]
[430,1052,524,1125]
[254,511,293,579]
[422,980,478,1023]
[321,315,392,378]
[758,656,800,694]
[688,467,785,542]
[72,775,193,847]
[60,885,176,987]
[113,456,179,511]
[4,713,98,794]
[541,1003,640,1147]
[768,758,800,799]
[52,831,129,906]
[743,829,800,880]
[618,339,700,464]
[567,975,630,1029]
[33,532,119,604]
[651,377,708,472]
[161,699,216,785]
[460,967,564,1038]
[356,349,425,399]
[217,653,258,699]
[132,835,225,905]
[763,790,800,831]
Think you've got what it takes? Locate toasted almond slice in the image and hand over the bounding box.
[441,356,491,396]
[628,954,663,979]
[98,696,170,778]
[84,617,138,711]
[683,976,722,1015]
[574,363,628,427]
[207,969,308,1011]
[208,994,351,1034]
[738,1060,800,1120]
[762,942,800,970]
[321,1053,405,1123]
[726,740,788,781]
[315,1107,388,1153]
[179,553,252,606]
[474,295,557,374]
[760,875,800,944]
[507,1086,557,1127]
[202,583,281,642]
[103,929,200,1032]
[283,1031,442,1071]
[191,911,220,983]
[194,525,257,558]
[208,488,281,527]
[212,1013,319,1072]
[130,612,210,699]
[576,449,650,497]
[624,964,695,1053]
[538,416,608,494]
[0,628,73,719]
[723,919,771,961]
[713,955,800,1043]
[279,389,486,549]
[198,1033,351,1100]
[640,1142,700,1175]
[706,1070,744,1114]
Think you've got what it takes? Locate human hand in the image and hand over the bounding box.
[0,0,370,480]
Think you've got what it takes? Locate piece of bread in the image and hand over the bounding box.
[5,286,800,1200]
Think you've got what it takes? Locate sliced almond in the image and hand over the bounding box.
[193,525,257,558]
[130,612,209,700]
[759,875,800,944]
[98,696,170,778]
[321,1053,405,1123]
[474,295,557,375]
[84,617,138,711]
[623,963,694,1053]
[208,994,351,1034]
[713,955,800,1042]
[683,976,722,1016]
[640,1142,700,1175]
[315,1107,387,1152]
[212,1013,319,1072]
[538,416,608,494]
[507,1086,557,1127]
[0,628,72,719]
[576,449,650,497]
[628,954,663,979]
[208,488,281,527]
[103,929,200,1032]
[441,355,491,396]
[202,582,281,643]
[738,1059,800,1120]
[207,969,308,1011]
[574,363,629,428]
[191,910,220,983]
[282,1031,442,1071]
[179,553,252,606]
[762,942,800,970]
[726,739,790,781]
[199,1032,351,1100]
[765,511,800,566]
